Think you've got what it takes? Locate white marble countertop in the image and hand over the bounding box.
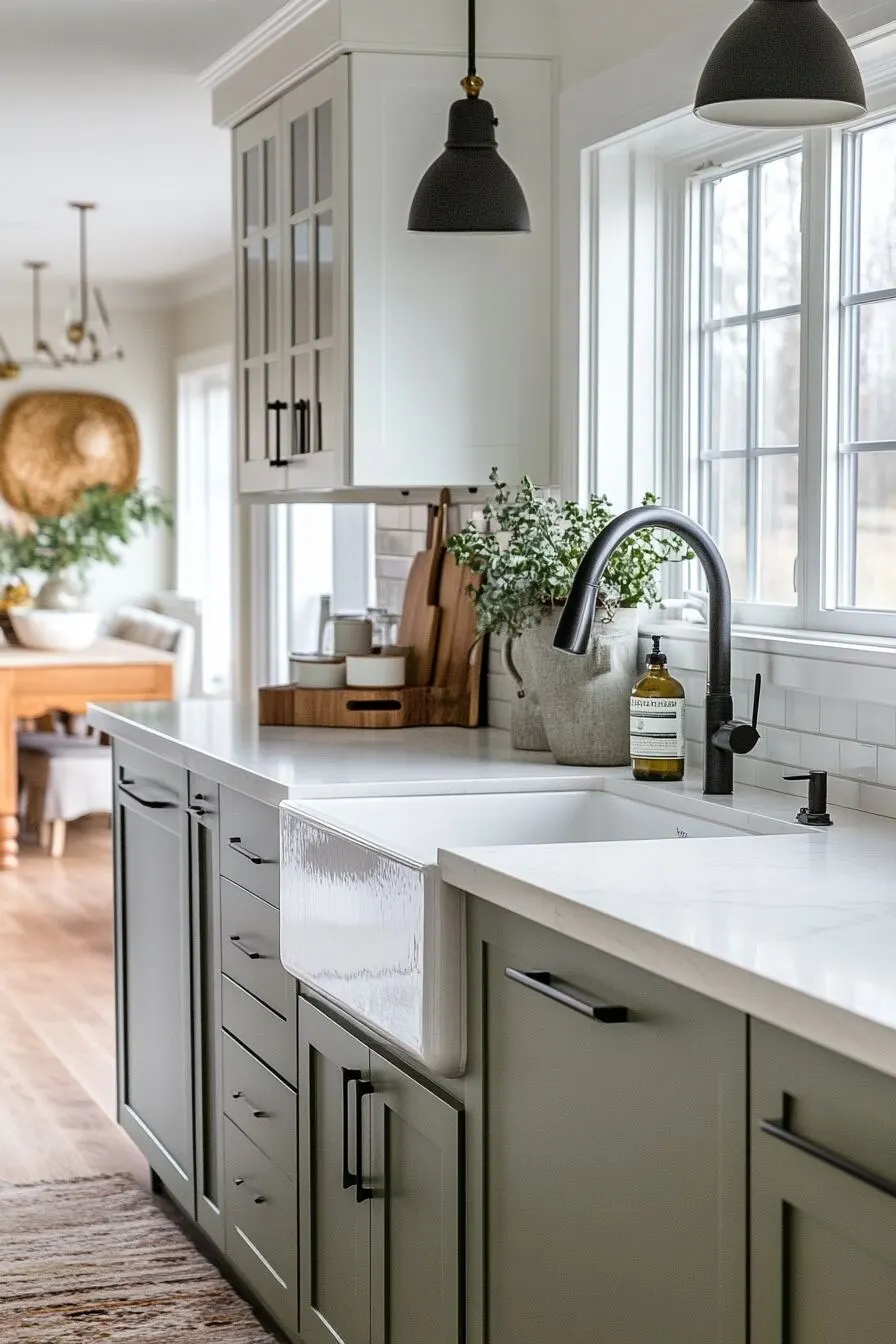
[87,699,602,805]
[90,698,896,1078]
[440,776,896,1079]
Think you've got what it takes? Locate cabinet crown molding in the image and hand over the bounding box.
[199,0,327,92]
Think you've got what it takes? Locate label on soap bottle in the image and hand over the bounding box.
[629,697,685,760]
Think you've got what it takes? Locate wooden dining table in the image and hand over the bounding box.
[0,637,175,870]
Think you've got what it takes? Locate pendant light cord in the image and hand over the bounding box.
[467,0,476,78]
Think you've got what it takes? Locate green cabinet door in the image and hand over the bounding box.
[751,1021,896,1343]
[468,898,747,1344]
[369,1054,463,1344]
[299,1000,371,1344]
[299,998,465,1344]
[114,755,194,1215]
[188,773,225,1251]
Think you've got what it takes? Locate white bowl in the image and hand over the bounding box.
[289,654,347,689]
[345,653,407,688]
[9,607,101,652]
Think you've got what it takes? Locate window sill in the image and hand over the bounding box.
[644,617,896,670]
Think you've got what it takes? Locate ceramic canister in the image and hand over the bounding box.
[345,653,407,688]
[289,654,347,689]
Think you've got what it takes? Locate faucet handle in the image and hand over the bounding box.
[710,674,762,757]
[750,673,762,731]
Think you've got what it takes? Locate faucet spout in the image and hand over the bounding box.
[554,505,754,796]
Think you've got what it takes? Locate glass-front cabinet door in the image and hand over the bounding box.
[280,59,348,492]
[234,103,286,493]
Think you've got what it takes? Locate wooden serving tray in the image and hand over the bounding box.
[258,682,481,730]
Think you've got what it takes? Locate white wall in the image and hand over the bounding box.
[172,285,233,359]
[0,303,176,614]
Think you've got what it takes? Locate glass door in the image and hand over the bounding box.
[281,59,348,490]
[235,102,285,492]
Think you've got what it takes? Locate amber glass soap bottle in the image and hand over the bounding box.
[630,635,686,781]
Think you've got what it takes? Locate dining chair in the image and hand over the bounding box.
[17,605,194,857]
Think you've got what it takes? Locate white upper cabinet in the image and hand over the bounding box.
[234,52,552,500]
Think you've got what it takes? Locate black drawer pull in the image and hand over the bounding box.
[342,1068,360,1190]
[228,837,266,865]
[188,805,208,818]
[253,1195,266,1205]
[119,780,177,810]
[760,1119,896,1199]
[231,1090,268,1119]
[233,1177,244,1187]
[355,1079,374,1204]
[229,935,262,961]
[505,968,629,1023]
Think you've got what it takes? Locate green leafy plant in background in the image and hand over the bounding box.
[0,483,174,582]
[446,469,692,638]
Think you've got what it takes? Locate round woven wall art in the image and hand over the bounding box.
[0,390,140,517]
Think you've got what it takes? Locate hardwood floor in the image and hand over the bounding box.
[0,820,146,1185]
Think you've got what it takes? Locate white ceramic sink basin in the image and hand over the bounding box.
[280,785,795,1076]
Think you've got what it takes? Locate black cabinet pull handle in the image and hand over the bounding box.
[341,1068,359,1190]
[119,780,177,811]
[505,968,629,1023]
[228,837,266,865]
[760,1119,896,1199]
[233,1177,244,1187]
[295,398,309,455]
[253,1195,266,1205]
[355,1079,374,1203]
[267,399,289,467]
[229,935,262,960]
[230,1089,267,1119]
[188,805,208,818]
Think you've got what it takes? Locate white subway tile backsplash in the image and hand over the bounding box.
[856,702,896,747]
[684,705,702,742]
[858,781,896,821]
[839,740,878,780]
[799,733,839,773]
[827,776,862,810]
[877,746,896,788]
[758,682,787,728]
[766,727,801,763]
[819,696,857,739]
[785,690,820,733]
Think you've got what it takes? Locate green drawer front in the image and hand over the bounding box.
[221,878,291,1017]
[220,789,280,907]
[223,1030,297,1181]
[222,975,297,1087]
[224,1117,298,1337]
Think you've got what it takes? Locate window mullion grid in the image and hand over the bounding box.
[839,130,861,607]
[745,162,761,603]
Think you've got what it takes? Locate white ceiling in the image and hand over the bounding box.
[0,0,287,292]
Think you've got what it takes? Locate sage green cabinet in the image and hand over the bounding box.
[750,1021,896,1343]
[467,899,747,1344]
[114,744,194,1215]
[299,999,463,1344]
[188,773,225,1251]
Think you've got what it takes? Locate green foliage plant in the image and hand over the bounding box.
[0,483,174,583]
[446,469,691,638]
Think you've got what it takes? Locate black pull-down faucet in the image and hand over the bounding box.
[554,504,761,796]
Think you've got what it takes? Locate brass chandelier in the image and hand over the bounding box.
[0,202,124,380]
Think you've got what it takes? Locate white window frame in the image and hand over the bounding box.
[583,44,896,647]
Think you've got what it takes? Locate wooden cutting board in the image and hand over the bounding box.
[398,493,447,686]
[433,552,483,720]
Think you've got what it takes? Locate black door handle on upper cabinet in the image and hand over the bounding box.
[228,838,266,865]
[229,935,262,960]
[118,780,177,810]
[760,1119,896,1199]
[505,968,629,1023]
[354,1079,374,1203]
[341,1068,360,1190]
[267,399,289,467]
[294,398,309,455]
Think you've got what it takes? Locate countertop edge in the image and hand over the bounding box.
[440,849,896,1082]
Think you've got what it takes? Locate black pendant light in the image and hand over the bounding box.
[695,0,866,128]
[408,0,530,233]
